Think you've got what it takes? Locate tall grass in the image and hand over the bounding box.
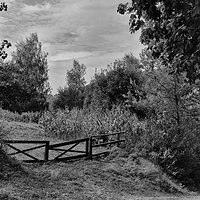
[39,106,144,142]
[0,108,41,123]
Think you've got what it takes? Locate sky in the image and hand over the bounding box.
[0,0,144,94]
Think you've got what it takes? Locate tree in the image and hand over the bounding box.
[3,33,51,112]
[0,2,11,60]
[118,0,200,83]
[66,60,86,90]
[53,60,86,110]
[84,54,146,115]
[118,1,200,188]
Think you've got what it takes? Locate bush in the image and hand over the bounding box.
[131,114,200,190]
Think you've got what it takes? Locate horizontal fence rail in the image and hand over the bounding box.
[2,131,126,162]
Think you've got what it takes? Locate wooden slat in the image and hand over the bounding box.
[49,138,89,148]
[3,140,48,144]
[44,141,49,161]
[23,160,46,163]
[68,150,86,154]
[92,139,125,148]
[5,143,39,161]
[50,148,86,154]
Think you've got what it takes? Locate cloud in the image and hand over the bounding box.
[49,51,95,61]
[21,3,51,13]
[0,0,144,94]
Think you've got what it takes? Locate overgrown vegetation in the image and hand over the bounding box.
[0,108,41,123]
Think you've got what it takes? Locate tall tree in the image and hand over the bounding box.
[118,0,200,187]
[66,60,86,90]
[8,33,51,112]
[84,54,146,115]
[53,60,86,110]
[118,0,200,83]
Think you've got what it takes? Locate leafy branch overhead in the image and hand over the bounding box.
[0,3,11,60]
[117,0,200,83]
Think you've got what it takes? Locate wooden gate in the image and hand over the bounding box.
[49,138,89,161]
[3,138,89,163]
[3,140,49,163]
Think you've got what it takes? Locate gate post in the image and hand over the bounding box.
[44,141,49,161]
[86,138,89,156]
[117,133,120,147]
[88,137,93,158]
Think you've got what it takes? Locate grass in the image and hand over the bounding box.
[0,120,200,200]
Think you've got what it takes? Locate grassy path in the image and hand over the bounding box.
[0,121,200,200]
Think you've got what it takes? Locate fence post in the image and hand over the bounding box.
[44,141,49,161]
[117,133,120,147]
[86,138,89,156]
[88,137,93,158]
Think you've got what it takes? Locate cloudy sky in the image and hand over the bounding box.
[0,0,144,94]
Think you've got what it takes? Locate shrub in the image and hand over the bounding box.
[131,114,200,190]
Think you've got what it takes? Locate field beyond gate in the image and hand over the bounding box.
[3,131,125,162]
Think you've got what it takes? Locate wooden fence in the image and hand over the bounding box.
[3,131,126,163]
[89,131,126,158]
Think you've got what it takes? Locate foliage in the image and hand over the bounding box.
[39,106,143,146]
[118,0,200,84]
[0,108,41,123]
[118,0,200,189]
[66,60,86,90]
[3,33,51,113]
[0,2,11,60]
[39,109,84,140]
[84,54,146,113]
[53,60,86,110]
[53,86,84,110]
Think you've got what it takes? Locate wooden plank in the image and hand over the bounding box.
[5,143,39,161]
[44,141,49,161]
[89,137,93,157]
[92,139,125,148]
[9,144,46,156]
[50,148,86,154]
[86,138,89,156]
[49,138,89,148]
[3,140,48,144]
[23,160,46,163]
[68,150,86,153]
